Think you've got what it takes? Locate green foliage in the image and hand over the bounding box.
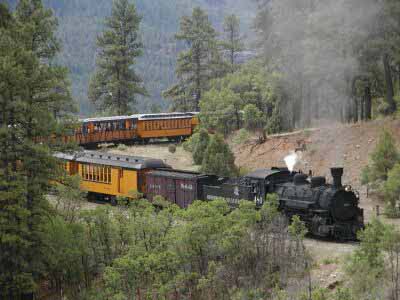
[221,14,244,72]
[182,130,200,152]
[0,1,74,297]
[300,288,328,300]
[243,103,266,137]
[346,220,400,299]
[334,288,353,300]
[288,215,308,239]
[383,163,400,215]
[200,61,284,136]
[89,0,146,115]
[199,87,242,135]
[163,7,225,111]
[201,133,238,176]
[193,128,210,165]
[362,130,400,212]
[42,216,87,298]
[370,130,400,181]
[345,218,387,298]
[54,175,87,223]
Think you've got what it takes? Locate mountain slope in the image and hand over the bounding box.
[5,0,256,115]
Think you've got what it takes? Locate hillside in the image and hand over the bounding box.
[5,0,256,115]
[232,118,400,220]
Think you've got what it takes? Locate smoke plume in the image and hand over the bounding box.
[256,0,382,127]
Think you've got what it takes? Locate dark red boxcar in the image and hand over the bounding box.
[145,170,218,208]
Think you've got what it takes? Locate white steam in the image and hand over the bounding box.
[284,151,299,172]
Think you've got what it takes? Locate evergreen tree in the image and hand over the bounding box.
[362,130,399,185]
[0,1,73,297]
[201,134,237,176]
[221,14,243,72]
[243,103,267,140]
[89,0,146,115]
[163,7,223,111]
[193,128,210,165]
[0,3,12,28]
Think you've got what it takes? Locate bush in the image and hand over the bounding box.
[168,144,176,153]
[383,163,400,217]
[182,131,200,152]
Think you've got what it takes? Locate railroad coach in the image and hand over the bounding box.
[54,151,170,204]
[63,112,199,146]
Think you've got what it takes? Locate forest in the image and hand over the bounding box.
[2,0,400,299]
[4,0,256,114]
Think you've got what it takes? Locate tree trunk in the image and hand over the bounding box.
[364,84,372,120]
[383,53,397,114]
[360,96,365,121]
[353,96,358,122]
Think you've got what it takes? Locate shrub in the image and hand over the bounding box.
[383,163,400,217]
[168,144,176,153]
[182,131,200,152]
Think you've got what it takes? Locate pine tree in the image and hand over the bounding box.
[243,103,267,140]
[89,0,146,115]
[193,128,210,165]
[163,7,223,111]
[0,1,73,297]
[221,14,243,72]
[201,134,238,177]
[364,130,399,183]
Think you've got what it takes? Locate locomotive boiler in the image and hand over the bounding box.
[273,168,364,240]
[202,167,364,240]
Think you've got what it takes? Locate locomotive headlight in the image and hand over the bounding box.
[345,185,351,192]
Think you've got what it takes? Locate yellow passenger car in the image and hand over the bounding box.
[54,151,170,204]
[136,112,199,142]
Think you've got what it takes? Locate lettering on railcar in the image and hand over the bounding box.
[180,183,193,191]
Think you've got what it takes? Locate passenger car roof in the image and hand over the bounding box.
[54,151,170,170]
[80,112,199,123]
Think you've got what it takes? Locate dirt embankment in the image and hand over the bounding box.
[233,118,400,221]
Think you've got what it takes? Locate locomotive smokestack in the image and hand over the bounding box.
[331,167,343,188]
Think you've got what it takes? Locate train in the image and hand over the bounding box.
[55,150,364,240]
[59,112,199,146]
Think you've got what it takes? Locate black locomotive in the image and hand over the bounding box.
[201,167,364,240]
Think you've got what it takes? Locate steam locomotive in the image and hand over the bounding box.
[199,167,364,240]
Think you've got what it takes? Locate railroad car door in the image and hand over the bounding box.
[176,178,196,208]
[166,178,176,204]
